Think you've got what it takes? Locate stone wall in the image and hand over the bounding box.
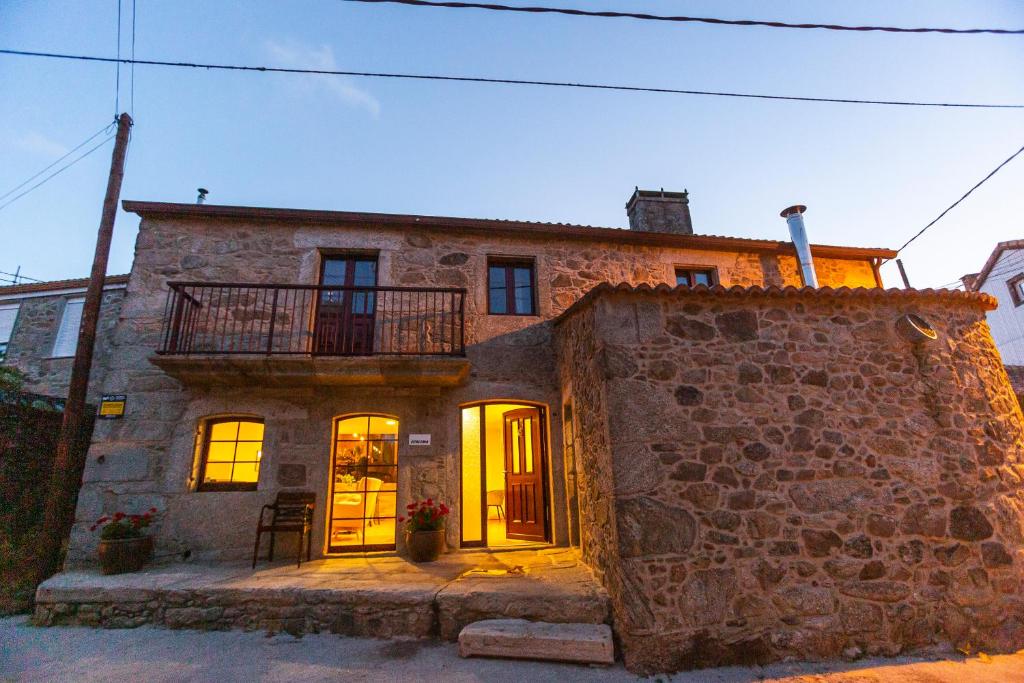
[3,288,124,402]
[68,212,880,566]
[554,284,1024,674]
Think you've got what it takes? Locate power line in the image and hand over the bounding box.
[0,135,115,212]
[892,143,1024,256]
[342,0,1024,35]
[0,122,115,202]
[0,269,44,284]
[115,0,121,116]
[130,0,136,115]
[3,48,1024,110]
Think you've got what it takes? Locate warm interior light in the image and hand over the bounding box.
[385,420,396,426]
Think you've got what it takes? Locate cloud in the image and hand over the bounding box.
[13,132,69,158]
[264,40,381,117]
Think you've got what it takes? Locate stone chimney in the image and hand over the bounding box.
[625,187,693,235]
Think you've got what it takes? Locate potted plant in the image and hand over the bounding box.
[90,508,157,575]
[400,499,449,562]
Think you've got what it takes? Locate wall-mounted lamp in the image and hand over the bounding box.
[895,314,937,344]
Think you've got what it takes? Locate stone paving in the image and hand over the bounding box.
[34,547,610,641]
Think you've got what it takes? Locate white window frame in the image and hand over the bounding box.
[0,303,19,361]
[51,297,85,358]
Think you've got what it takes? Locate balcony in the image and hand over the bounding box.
[150,282,469,387]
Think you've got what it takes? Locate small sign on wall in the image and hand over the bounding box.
[409,433,431,446]
[98,394,127,419]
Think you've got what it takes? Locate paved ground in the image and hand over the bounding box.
[4,616,1024,682]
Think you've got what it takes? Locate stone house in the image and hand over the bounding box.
[64,189,1024,672]
[0,274,128,401]
[963,240,1024,398]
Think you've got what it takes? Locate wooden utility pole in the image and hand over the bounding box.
[34,112,132,583]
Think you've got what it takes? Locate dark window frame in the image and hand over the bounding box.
[487,258,537,316]
[196,416,265,492]
[674,267,718,288]
[1008,273,1024,307]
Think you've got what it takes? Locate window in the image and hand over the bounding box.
[0,304,18,361]
[51,297,85,357]
[1008,274,1024,307]
[198,418,265,491]
[329,415,399,551]
[488,259,536,315]
[675,268,717,288]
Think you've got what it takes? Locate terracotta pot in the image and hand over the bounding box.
[98,536,153,575]
[405,529,445,563]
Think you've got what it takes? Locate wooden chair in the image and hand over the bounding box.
[487,489,505,520]
[252,491,315,568]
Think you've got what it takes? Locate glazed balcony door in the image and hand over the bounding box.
[503,408,546,542]
[314,256,377,355]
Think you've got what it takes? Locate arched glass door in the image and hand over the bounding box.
[328,415,398,552]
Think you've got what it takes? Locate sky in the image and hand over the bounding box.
[1,0,1023,289]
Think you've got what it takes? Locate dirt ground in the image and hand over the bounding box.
[3,616,1024,682]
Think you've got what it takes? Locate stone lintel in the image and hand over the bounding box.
[148,354,470,387]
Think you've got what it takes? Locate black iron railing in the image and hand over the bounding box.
[158,282,466,356]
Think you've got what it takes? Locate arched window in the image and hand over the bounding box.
[197,417,265,491]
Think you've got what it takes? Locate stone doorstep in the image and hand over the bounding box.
[458,619,615,665]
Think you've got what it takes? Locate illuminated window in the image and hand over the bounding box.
[488,259,536,315]
[675,268,717,288]
[198,418,265,491]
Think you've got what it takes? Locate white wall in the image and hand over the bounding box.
[979,248,1024,366]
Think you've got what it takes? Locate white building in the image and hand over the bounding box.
[964,240,1024,372]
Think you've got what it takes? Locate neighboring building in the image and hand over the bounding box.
[963,240,1024,397]
[57,190,1024,672]
[0,275,128,401]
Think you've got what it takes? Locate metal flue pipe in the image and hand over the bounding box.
[780,204,818,288]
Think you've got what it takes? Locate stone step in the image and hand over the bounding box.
[458,619,614,665]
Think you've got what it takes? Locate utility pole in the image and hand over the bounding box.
[34,112,132,583]
[896,259,911,288]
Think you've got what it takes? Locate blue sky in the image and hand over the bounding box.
[1,1,1022,288]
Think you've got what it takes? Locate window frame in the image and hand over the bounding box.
[196,416,266,492]
[51,297,85,358]
[0,303,19,362]
[487,258,537,316]
[1008,273,1024,307]
[674,267,718,288]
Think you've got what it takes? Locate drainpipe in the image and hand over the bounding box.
[780,205,818,288]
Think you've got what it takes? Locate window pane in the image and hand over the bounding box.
[353,260,377,286]
[206,441,236,462]
[693,271,711,286]
[675,271,691,287]
[511,420,521,473]
[368,416,398,440]
[233,461,260,483]
[0,305,19,345]
[237,421,264,441]
[209,421,239,441]
[322,259,348,286]
[513,267,534,314]
[489,266,507,314]
[338,416,369,439]
[524,418,534,473]
[203,463,233,483]
[235,441,262,462]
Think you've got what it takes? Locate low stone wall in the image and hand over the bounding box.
[555,285,1024,674]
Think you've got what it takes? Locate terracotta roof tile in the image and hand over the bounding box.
[554,282,997,325]
[0,274,129,297]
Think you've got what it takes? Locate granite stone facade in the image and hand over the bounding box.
[0,279,126,402]
[554,284,1024,673]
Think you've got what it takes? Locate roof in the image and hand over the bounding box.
[121,201,897,261]
[553,282,997,325]
[965,240,1024,291]
[0,274,129,297]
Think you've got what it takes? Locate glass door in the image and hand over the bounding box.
[315,256,378,355]
[328,415,398,552]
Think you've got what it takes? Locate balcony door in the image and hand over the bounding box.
[315,256,377,355]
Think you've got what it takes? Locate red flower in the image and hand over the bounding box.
[149,507,157,513]
[95,516,109,524]
[425,498,433,507]
[406,503,418,510]
[89,525,97,531]
[113,512,125,520]
[398,516,405,522]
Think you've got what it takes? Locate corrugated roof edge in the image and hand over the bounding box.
[0,274,129,296]
[121,201,897,261]
[553,282,997,326]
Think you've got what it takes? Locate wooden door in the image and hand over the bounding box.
[503,408,547,542]
[314,256,377,355]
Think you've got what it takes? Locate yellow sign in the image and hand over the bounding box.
[98,395,126,419]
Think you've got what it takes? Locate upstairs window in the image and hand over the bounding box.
[675,268,717,288]
[52,297,85,358]
[198,418,265,491]
[1008,274,1024,307]
[488,259,536,315]
[0,304,19,361]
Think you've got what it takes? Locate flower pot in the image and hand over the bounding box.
[405,529,445,563]
[98,536,153,575]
